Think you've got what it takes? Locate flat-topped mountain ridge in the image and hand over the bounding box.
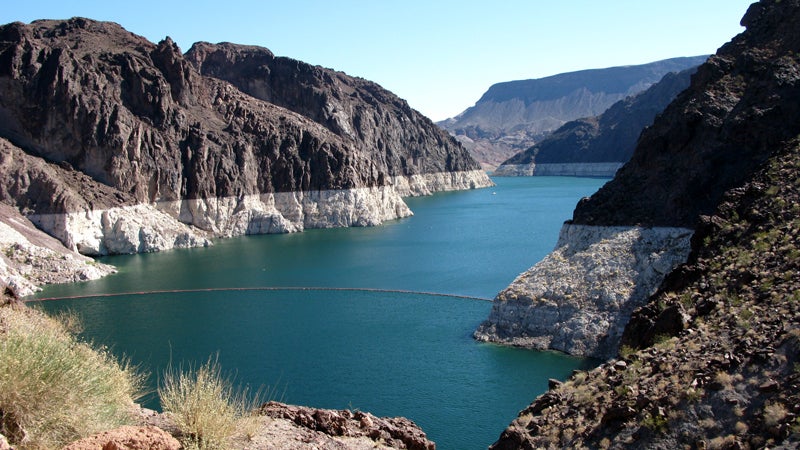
[438,56,707,169]
[494,67,697,177]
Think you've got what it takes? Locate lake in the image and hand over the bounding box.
[32,176,608,449]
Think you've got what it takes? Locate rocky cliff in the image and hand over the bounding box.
[475,224,693,359]
[184,42,477,185]
[493,68,697,177]
[0,18,491,263]
[484,0,800,447]
[438,56,707,170]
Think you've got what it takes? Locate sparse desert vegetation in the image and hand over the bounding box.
[0,303,143,449]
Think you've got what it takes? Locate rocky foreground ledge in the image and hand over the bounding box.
[55,402,436,450]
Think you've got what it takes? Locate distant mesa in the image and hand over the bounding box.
[438,56,708,170]
[493,67,698,177]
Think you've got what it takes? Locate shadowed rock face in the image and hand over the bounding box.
[571,0,800,228]
[0,18,491,256]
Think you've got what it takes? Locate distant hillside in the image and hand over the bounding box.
[438,56,708,170]
[493,67,697,177]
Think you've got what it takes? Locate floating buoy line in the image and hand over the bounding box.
[29,286,493,303]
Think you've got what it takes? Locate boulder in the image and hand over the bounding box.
[61,426,180,450]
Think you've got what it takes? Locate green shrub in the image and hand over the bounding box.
[619,345,637,360]
[159,355,260,450]
[641,412,669,434]
[0,306,142,449]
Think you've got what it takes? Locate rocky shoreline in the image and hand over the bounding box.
[0,168,489,295]
[475,224,693,359]
[0,204,115,297]
[26,168,490,257]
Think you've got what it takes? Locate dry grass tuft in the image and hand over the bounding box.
[763,402,788,428]
[0,305,142,449]
[158,355,261,450]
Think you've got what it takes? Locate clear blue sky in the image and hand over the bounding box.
[2,1,754,121]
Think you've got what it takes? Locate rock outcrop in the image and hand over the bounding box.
[254,402,435,450]
[438,56,707,170]
[62,426,181,450]
[486,0,800,447]
[0,18,491,264]
[474,225,693,359]
[493,68,697,177]
[0,201,115,297]
[138,402,435,450]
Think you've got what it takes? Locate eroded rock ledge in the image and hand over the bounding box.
[474,224,693,359]
[0,204,114,297]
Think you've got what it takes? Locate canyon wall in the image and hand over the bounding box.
[0,18,491,262]
[439,57,706,169]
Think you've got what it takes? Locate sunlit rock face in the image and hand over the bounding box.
[475,224,693,359]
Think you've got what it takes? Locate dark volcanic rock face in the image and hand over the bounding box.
[0,18,490,254]
[572,0,800,228]
[495,67,697,175]
[185,42,478,177]
[0,19,376,202]
[0,138,133,215]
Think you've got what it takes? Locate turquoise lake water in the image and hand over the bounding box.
[32,176,608,449]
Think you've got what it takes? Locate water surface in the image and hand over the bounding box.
[34,176,607,449]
